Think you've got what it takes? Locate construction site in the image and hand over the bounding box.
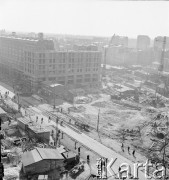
[0,34,169,180]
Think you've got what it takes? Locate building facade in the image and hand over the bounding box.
[137,35,150,50]
[154,36,169,51]
[22,148,64,176]
[0,33,102,92]
[109,35,128,47]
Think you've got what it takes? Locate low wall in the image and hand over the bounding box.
[59,130,100,164]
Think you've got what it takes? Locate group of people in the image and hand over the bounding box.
[36,116,44,124]
[0,91,10,99]
[121,143,136,157]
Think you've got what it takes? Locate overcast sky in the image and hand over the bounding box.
[0,0,169,38]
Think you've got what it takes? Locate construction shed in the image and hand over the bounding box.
[17,117,50,143]
[17,117,30,131]
[28,125,50,143]
[22,148,64,175]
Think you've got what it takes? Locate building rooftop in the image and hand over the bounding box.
[17,117,32,125]
[0,35,39,42]
[22,148,41,167]
[22,148,64,167]
[0,107,7,115]
[37,148,64,160]
[17,117,50,133]
[29,125,50,134]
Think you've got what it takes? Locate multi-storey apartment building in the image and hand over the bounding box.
[137,35,150,50]
[0,33,102,92]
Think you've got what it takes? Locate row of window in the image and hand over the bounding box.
[38,77,98,83]
[38,52,101,59]
[39,65,100,70]
[39,58,100,64]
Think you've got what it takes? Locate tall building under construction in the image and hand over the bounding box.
[0,33,102,92]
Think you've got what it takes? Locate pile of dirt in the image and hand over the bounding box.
[68,106,85,113]
[4,166,20,180]
[75,96,92,104]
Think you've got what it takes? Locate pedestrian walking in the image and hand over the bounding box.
[36,116,38,122]
[128,146,130,154]
[48,116,51,123]
[41,117,43,124]
[87,155,90,164]
[132,150,135,157]
[118,167,121,179]
[121,143,124,152]
[118,167,121,172]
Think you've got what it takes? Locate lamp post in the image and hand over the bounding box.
[53,84,56,109]
[55,117,59,147]
[97,108,100,132]
[16,93,20,111]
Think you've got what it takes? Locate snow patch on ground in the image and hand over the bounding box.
[4,166,20,180]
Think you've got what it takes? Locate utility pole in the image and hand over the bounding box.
[53,84,56,109]
[17,93,20,111]
[55,117,59,147]
[97,109,100,132]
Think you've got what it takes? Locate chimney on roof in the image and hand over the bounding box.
[38,32,44,40]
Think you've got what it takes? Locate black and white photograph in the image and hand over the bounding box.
[0,0,169,179]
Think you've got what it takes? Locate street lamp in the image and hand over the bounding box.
[97,108,100,132]
[51,83,56,109]
[55,117,59,147]
[16,93,20,111]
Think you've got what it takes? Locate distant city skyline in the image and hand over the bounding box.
[0,0,169,39]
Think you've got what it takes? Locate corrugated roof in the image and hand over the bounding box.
[29,125,50,133]
[37,148,64,160]
[17,117,30,125]
[0,107,7,115]
[22,149,42,167]
[22,148,64,167]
